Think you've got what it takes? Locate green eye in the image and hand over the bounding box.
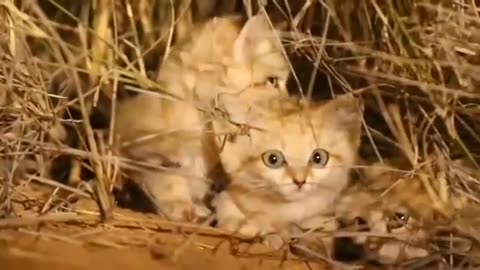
[309,149,329,167]
[261,150,285,169]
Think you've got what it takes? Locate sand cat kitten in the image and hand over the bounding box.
[212,94,364,244]
[114,14,289,222]
[156,13,289,105]
[336,185,430,264]
[335,160,475,265]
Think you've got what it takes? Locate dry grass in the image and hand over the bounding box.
[2,0,480,269]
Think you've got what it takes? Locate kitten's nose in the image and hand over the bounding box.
[293,178,306,189]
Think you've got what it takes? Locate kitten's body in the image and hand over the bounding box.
[114,14,289,221]
[334,159,475,265]
[213,94,364,240]
[335,162,431,264]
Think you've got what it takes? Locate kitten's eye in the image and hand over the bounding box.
[309,149,329,168]
[353,217,370,231]
[387,212,410,230]
[261,150,285,169]
[354,217,368,226]
[266,76,279,87]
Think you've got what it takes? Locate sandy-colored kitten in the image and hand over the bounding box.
[336,186,431,264]
[212,94,364,244]
[114,14,289,222]
[335,160,474,265]
[156,13,289,105]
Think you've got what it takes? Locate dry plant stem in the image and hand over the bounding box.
[291,0,313,29]
[39,188,60,214]
[0,209,252,242]
[3,140,196,179]
[305,8,329,103]
[25,174,91,198]
[106,71,119,191]
[29,4,113,221]
[290,244,360,270]
[389,104,449,216]
[171,214,217,261]
[345,66,480,99]
[125,0,147,77]
[90,0,112,82]
[161,0,175,64]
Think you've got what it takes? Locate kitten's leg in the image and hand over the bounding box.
[214,192,286,248]
[214,192,252,234]
[214,192,269,237]
[294,215,339,257]
[300,215,338,231]
[140,170,209,221]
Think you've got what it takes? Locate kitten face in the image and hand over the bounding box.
[230,14,289,91]
[219,94,363,201]
[167,13,289,101]
[334,161,475,265]
[336,199,431,265]
[244,121,354,201]
[228,14,289,91]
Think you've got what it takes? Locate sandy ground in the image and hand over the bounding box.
[0,184,380,270]
[0,229,339,270]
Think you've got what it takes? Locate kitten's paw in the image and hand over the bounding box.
[237,220,263,238]
[192,203,212,221]
[219,218,262,238]
[219,218,287,250]
[262,233,287,250]
[299,215,338,232]
[157,200,198,222]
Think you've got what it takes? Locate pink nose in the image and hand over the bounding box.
[293,178,306,189]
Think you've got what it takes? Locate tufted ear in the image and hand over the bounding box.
[233,13,276,64]
[309,94,364,147]
[324,94,363,132]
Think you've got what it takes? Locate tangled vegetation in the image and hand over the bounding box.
[1,0,480,269]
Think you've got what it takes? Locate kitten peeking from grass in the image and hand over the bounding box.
[212,93,364,248]
[114,13,290,222]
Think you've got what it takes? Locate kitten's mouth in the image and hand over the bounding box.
[294,186,309,192]
[281,185,313,200]
[283,193,310,202]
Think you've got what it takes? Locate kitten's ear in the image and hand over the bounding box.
[321,94,364,142]
[233,14,276,64]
